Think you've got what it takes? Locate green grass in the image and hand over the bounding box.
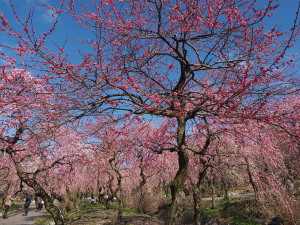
[34,200,157,225]
[66,202,106,224]
[34,201,106,225]
[33,198,266,225]
[123,207,140,217]
[0,201,23,215]
[202,199,264,225]
[34,214,53,225]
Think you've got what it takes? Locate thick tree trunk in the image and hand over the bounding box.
[193,172,208,225]
[4,128,65,224]
[43,196,64,225]
[14,170,65,225]
[138,163,146,214]
[11,153,65,224]
[166,117,189,225]
[193,172,208,224]
[108,153,124,219]
[105,171,114,209]
[192,134,211,225]
[193,186,202,225]
[167,149,189,225]
[117,193,124,220]
[115,184,123,220]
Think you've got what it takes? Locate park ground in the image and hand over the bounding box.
[34,190,288,225]
[1,189,299,225]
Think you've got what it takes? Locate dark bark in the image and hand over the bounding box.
[4,127,65,225]
[193,169,208,225]
[193,186,202,225]
[14,162,65,224]
[108,153,124,219]
[105,171,114,209]
[244,157,259,201]
[166,117,189,225]
[137,154,147,214]
[221,177,229,201]
[96,165,104,204]
[193,133,211,225]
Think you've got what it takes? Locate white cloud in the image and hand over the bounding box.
[22,0,58,23]
[41,8,58,23]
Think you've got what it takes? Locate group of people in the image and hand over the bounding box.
[0,185,292,224]
[1,193,44,219]
[23,193,44,216]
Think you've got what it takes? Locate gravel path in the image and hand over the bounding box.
[0,207,47,225]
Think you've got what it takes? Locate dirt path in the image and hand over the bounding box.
[0,207,48,225]
[69,207,164,225]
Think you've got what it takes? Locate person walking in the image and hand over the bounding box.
[37,197,44,211]
[90,193,96,204]
[34,195,39,211]
[2,197,12,219]
[23,193,32,216]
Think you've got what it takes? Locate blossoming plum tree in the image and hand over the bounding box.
[0,68,91,224]
[0,0,299,224]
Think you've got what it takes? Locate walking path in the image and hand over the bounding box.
[0,190,255,225]
[0,207,48,225]
[202,189,255,201]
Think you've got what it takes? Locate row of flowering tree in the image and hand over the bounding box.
[0,0,300,224]
[0,87,299,224]
[1,95,299,224]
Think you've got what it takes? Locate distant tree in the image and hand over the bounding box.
[0,68,91,224]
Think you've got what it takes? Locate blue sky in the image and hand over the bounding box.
[0,0,298,129]
[264,1,300,66]
[0,0,299,65]
[269,0,299,27]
